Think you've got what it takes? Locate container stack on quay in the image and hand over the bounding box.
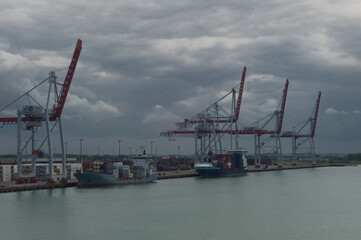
[34,165,46,181]
[156,157,193,171]
[0,163,82,183]
[0,165,12,182]
[10,165,17,181]
[66,164,82,179]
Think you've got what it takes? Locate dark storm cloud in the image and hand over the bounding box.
[0,0,361,154]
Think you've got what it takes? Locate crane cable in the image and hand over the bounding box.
[0,76,50,113]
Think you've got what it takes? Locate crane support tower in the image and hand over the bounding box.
[234,79,288,168]
[282,91,321,166]
[0,39,82,183]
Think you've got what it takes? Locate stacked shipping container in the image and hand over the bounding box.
[0,163,81,182]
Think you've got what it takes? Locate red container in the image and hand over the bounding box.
[119,173,129,178]
[82,162,93,170]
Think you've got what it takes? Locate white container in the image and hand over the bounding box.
[113,162,123,167]
[2,169,11,175]
[2,165,11,170]
[2,175,11,182]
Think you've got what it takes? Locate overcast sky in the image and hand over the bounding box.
[0,0,360,156]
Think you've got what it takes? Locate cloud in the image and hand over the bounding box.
[325,108,339,114]
[152,37,249,53]
[0,50,33,70]
[325,107,346,115]
[258,98,278,114]
[143,105,181,124]
[176,86,210,110]
[0,49,43,110]
[324,107,360,115]
[23,49,70,68]
[64,94,121,121]
[152,105,164,110]
[1,0,361,154]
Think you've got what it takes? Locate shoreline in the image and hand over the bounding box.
[0,164,352,193]
[0,180,78,193]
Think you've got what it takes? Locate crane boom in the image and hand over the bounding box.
[311,91,321,137]
[276,79,289,134]
[54,39,82,118]
[0,39,82,124]
[235,66,246,121]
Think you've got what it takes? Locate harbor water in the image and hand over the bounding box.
[1,166,361,240]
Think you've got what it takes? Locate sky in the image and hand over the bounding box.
[0,0,360,156]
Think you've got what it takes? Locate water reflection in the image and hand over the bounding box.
[1,166,361,240]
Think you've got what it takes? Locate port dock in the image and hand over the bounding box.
[156,163,347,180]
[0,164,349,193]
[0,179,78,193]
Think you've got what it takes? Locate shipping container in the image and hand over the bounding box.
[119,173,130,178]
[113,162,123,167]
[113,170,119,177]
[82,162,93,170]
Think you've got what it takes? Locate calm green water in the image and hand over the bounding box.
[1,166,361,240]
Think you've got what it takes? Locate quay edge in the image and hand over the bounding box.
[0,180,77,193]
[0,164,350,193]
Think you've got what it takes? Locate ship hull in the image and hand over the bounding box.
[74,170,157,187]
[196,168,249,178]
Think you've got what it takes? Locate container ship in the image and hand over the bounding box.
[194,150,249,177]
[74,157,157,187]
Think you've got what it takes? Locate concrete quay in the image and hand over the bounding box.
[0,179,78,193]
[156,164,347,180]
[0,164,347,193]
[248,164,347,172]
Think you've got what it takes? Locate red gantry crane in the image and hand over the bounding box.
[161,68,289,167]
[161,67,247,161]
[161,65,322,168]
[219,79,289,168]
[281,91,321,166]
[0,39,82,183]
[251,79,289,168]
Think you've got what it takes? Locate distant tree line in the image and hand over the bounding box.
[323,153,361,164]
[346,153,361,161]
